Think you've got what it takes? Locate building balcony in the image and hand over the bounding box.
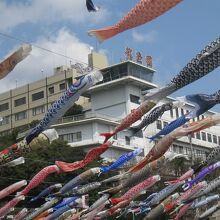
[56,112,119,125]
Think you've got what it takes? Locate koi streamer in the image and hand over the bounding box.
[0,195,25,218]
[89,0,182,42]
[86,0,99,12]
[25,198,59,220]
[143,193,180,220]
[149,90,220,140]
[31,183,62,202]
[194,146,220,172]
[0,157,25,168]
[53,197,78,210]
[198,202,220,219]
[183,161,220,190]
[101,152,182,195]
[56,142,112,172]
[101,37,220,143]
[130,114,220,172]
[110,175,160,205]
[58,168,100,195]
[57,209,76,220]
[191,194,219,209]
[173,203,192,220]
[13,208,28,220]
[187,176,220,201]
[25,70,103,144]
[0,180,27,200]
[131,101,181,136]
[19,165,61,196]
[0,44,32,80]
[0,129,58,166]
[101,154,167,195]
[100,148,142,173]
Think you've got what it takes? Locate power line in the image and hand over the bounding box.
[0,31,103,71]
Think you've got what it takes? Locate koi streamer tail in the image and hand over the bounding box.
[56,142,111,172]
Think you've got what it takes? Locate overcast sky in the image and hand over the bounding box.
[0,0,219,109]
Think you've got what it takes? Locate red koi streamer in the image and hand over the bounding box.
[165,168,194,185]
[110,175,160,205]
[19,165,60,196]
[0,44,32,80]
[13,208,28,220]
[89,0,182,42]
[56,142,112,172]
[129,115,220,173]
[100,101,156,143]
[173,203,192,220]
[0,180,27,200]
[0,195,25,217]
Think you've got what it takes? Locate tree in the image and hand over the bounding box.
[63,103,83,117]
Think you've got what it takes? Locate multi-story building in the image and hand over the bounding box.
[0,52,108,135]
[0,51,219,161]
[52,53,220,160]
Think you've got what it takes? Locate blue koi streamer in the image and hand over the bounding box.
[149,115,189,141]
[191,194,219,209]
[183,161,220,190]
[149,90,220,141]
[53,197,78,211]
[25,71,103,144]
[46,201,78,220]
[31,183,62,202]
[100,148,142,173]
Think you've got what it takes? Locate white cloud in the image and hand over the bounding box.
[132,30,158,43]
[0,29,94,93]
[0,0,110,31]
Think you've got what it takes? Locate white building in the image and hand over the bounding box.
[51,53,220,160]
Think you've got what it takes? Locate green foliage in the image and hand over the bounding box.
[0,138,106,208]
[63,103,83,117]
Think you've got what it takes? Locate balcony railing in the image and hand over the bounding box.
[56,112,119,124]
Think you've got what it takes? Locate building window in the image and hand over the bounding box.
[15,111,27,121]
[130,94,140,104]
[175,108,179,118]
[218,136,220,145]
[202,115,205,119]
[59,83,66,91]
[207,133,212,143]
[179,146,183,154]
[0,103,9,112]
[32,91,44,101]
[173,144,178,153]
[60,132,82,143]
[163,121,168,128]
[156,120,162,130]
[196,132,201,140]
[190,133,195,138]
[201,132,206,141]
[125,136,130,145]
[32,105,45,116]
[181,108,184,116]
[213,135,217,144]
[0,116,10,126]
[113,134,117,140]
[14,97,26,107]
[197,116,200,121]
[170,109,173,118]
[48,87,54,95]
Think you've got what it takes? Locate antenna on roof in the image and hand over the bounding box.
[41,69,44,78]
